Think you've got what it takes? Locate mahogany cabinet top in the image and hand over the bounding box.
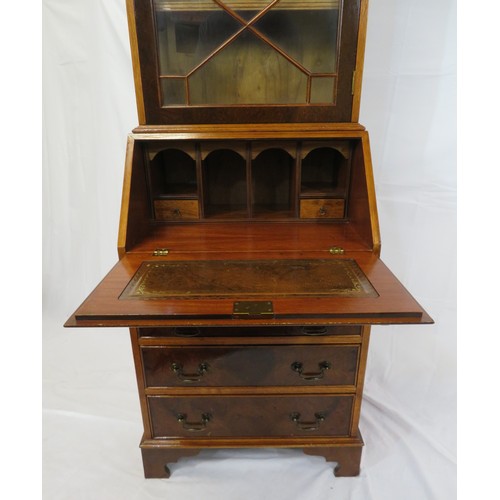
[126,0,369,125]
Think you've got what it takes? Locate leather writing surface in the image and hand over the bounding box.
[120,259,378,299]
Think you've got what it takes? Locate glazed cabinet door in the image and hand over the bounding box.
[129,0,363,123]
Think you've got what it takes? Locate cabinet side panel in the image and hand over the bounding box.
[347,133,380,253]
[361,133,381,255]
[118,138,151,257]
[350,326,370,435]
[130,328,153,439]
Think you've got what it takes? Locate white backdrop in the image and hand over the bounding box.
[42,1,456,498]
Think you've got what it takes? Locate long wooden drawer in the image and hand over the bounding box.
[148,395,354,438]
[142,345,359,388]
[138,325,362,338]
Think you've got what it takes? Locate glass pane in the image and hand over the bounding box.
[310,76,335,104]
[224,0,274,21]
[155,1,242,76]
[154,0,340,106]
[189,30,308,104]
[160,78,186,105]
[225,0,341,17]
[253,1,339,73]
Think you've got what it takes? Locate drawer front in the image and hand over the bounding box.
[154,199,199,220]
[148,395,354,438]
[300,198,345,219]
[142,345,359,388]
[138,325,362,338]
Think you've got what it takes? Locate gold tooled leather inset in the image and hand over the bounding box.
[120,258,378,299]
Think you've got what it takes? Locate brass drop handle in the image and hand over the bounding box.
[318,206,327,216]
[290,412,325,431]
[177,413,212,432]
[291,361,332,380]
[301,326,328,336]
[173,327,201,337]
[173,208,181,217]
[171,362,209,382]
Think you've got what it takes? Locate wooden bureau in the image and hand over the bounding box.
[66,0,432,478]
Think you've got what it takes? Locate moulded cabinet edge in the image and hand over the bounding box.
[117,136,151,257]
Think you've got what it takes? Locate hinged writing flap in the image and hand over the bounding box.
[66,252,432,327]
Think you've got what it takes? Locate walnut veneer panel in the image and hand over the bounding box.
[148,394,354,438]
[142,344,359,388]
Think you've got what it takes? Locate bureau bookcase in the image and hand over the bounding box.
[66,0,432,478]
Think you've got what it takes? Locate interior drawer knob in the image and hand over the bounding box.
[289,412,326,431]
[291,361,332,380]
[177,413,212,432]
[318,206,327,216]
[171,362,209,382]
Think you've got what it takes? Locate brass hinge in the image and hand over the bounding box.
[153,248,169,256]
[351,70,357,96]
[329,246,345,255]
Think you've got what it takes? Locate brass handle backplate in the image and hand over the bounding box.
[301,326,328,336]
[171,362,209,382]
[173,327,201,337]
[291,361,332,380]
[290,412,326,431]
[177,413,212,432]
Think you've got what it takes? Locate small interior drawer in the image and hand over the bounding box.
[148,394,354,438]
[142,345,359,388]
[299,198,345,218]
[154,199,199,220]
